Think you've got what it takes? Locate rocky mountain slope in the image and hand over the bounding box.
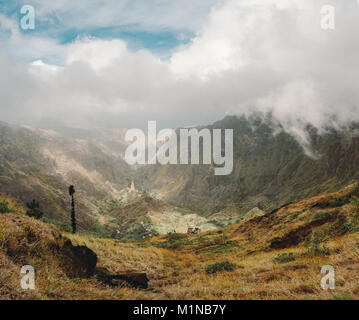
[0,121,221,238]
[1,114,359,239]
[138,115,359,218]
[0,121,131,232]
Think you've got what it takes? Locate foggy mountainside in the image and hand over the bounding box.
[1,115,359,240]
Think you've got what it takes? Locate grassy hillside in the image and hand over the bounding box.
[1,183,359,300]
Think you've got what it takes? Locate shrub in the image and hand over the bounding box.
[273,216,284,225]
[313,197,349,209]
[153,239,185,250]
[306,235,331,256]
[328,197,346,207]
[0,201,11,213]
[203,240,238,254]
[288,211,301,221]
[166,233,187,241]
[152,233,189,249]
[313,211,335,221]
[205,261,237,274]
[273,252,295,264]
[343,221,359,234]
[347,184,359,198]
[352,200,359,216]
[26,200,43,219]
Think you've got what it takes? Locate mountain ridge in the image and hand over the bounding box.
[138,115,359,217]
[1,115,359,238]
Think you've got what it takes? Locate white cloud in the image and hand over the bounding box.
[65,38,129,71]
[1,0,359,140]
[170,0,311,78]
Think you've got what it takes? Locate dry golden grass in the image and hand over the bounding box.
[1,183,359,300]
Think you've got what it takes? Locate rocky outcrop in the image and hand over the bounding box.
[61,239,98,278]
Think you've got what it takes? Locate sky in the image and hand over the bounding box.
[0,0,359,138]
